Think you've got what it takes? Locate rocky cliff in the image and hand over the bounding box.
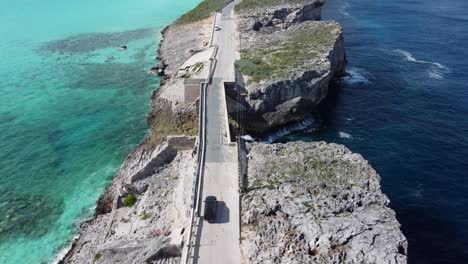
[227,0,346,134]
[61,0,407,263]
[241,142,407,263]
[61,14,215,264]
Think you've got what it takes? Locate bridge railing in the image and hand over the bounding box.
[181,15,219,263]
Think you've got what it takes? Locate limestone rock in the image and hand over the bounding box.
[241,142,408,264]
[228,1,347,134]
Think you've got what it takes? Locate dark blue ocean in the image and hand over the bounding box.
[281,0,468,263]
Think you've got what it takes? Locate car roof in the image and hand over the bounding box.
[205,196,217,201]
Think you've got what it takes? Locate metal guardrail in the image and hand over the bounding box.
[182,0,237,260]
[182,80,207,264]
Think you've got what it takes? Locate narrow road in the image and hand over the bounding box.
[192,1,241,263]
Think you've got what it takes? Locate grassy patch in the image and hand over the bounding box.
[145,118,197,147]
[93,252,102,263]
[144,104,198,147]
[235,56,275,83]
[235,0,305,11]
[177,0,231,24]
[236,24,339,83]
[140,211,149,220]
[123,194,137,207]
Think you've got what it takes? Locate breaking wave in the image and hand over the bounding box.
[394,49,448,70]
[338,1,351,16]
[262,117,315,143]
[338,131,353,139]
[428,69,444,80]
[342,67,371,85]
[391,49,450,79]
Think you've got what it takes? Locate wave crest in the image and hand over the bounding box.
[342,67,371,85]
[393,49,450,79]
[338,131,353,139]
[262,117,315,143]
[394,49,448,70]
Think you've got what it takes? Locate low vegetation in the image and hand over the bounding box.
[140,211,149,220]
[177,0,231,24]
[235,0,305,11]
[145,99,198,147]
[93,252,102,263]
[123,194,136,207]
[145,114,197,147]
[248,142,358,192]
[236,24,339,83]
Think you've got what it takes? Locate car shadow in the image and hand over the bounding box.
[215,201,230,224]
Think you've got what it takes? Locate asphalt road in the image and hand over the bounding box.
[192,1,241,263]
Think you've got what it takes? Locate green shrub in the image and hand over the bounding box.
[93,252,102,262]
[177,0,231,24]
[236,24,338,83]
[140,211,149,220]
[123,194,136,207]
[235,0,304,11]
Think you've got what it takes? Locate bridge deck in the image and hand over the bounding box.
[192,1,241,264]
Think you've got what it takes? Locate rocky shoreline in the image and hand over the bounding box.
[60,0,407,263]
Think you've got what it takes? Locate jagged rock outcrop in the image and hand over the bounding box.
[145,16,214,145]
[62,1,407,263]
[241,142,407,263]
[157,17,213,79]
[62,138,196,264]
[228,1,346,134]
[61,15,214,264]
[236,0,325,32]
[146,96,198,146]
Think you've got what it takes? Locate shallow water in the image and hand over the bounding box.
[0,0,199,263]
[280,0,468,262]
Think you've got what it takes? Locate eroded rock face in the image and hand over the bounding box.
[241,142,407,264]
[63,141,196,264]
[237,0,325,32]
[146,96,198,145]
[157,17,213,79]
[231,2,347,134]
[62,16,211,264]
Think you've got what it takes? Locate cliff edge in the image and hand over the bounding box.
[227,0,346,134]
[60,0,407,263]
[241,142,407,263]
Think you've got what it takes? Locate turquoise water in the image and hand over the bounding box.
[0,0,200,263]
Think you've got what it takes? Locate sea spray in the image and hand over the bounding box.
[261,117,316,143]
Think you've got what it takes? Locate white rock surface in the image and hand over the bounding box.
[241,142,407,264]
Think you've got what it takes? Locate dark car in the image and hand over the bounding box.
[203,196,217,223]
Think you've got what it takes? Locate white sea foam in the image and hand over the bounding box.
[394,49,449,70]
[241,135,255,142]
[342,67,371,85]
[339,2,351,16]
[390,49,450,79]
[262,117,315,143]
[338,131,353,139]
[410,184,424,198]
[428,69,444,80]
[49,235,80,264]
